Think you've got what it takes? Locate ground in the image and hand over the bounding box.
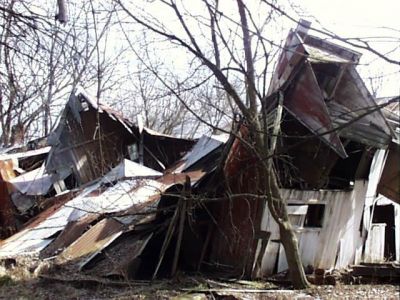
[0,273,399,300]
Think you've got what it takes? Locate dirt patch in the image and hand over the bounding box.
[0,274,398,300]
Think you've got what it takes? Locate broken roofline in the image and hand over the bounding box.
[0,132,226,261]
[268,22,393,157]
[69,88,194,142]
[44,88,196,185]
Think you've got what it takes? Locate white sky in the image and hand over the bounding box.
[295,0,400,97]
[136,0,400,97]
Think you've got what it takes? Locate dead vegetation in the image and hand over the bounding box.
[0,266,399,300]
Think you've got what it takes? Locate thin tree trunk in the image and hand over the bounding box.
[263,161,309,289]
[279,221,309,288]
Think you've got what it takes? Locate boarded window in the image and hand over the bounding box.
[304,204,325,227]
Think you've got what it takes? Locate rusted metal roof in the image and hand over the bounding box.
[59,218,124,267]
[331,68,393,148]
[268,30,307,94]
[0,132,220,265]
[269,28,393,154]
[0,160,18,239]
[40,213,99,258]
[284,61,347,158]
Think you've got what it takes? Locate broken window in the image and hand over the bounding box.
[304,204,325,228]
[287,204,308,227]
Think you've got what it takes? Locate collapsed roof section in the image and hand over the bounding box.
[0,90,195,240]
[268,23,393,157]
[45,90,194,188]
[0,132,228,279]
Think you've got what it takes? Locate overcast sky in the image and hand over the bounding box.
[297,0,400,97]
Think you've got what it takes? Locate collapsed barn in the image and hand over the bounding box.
[0,23,399,282]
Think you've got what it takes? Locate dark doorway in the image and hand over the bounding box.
[372,204,396,260]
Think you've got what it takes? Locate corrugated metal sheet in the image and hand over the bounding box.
[59,218,124,265]
[284,61,347,158]
[173,134,229,173]
[40,213,99,258]
[0,169,192,258]
[0,179,136,257]
[269,30,307,93]
[331,68,393,147]
[9,165,53,196]
[102,159,162,183]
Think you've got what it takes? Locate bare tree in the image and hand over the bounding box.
[0,0,128,145]
[116,0,310,288]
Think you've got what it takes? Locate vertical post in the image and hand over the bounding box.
[139,132,144,165]
[171,175,190,277]
[137,115,144,165]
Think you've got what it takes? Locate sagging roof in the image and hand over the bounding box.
[46,90,195,185]
[268,23,393,156]
[0,132,228,273]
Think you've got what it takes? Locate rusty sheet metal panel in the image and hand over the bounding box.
[284,62,347,158]
[269,31,307,93]
[59,218,124,264]
[0,160,18,239]
[209,126,261,277]
[40,213,99,258]
[377,142,400,203]
[328,101,392,149]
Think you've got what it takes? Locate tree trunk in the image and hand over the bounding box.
[256,140,310,289]
[279,220,309,289]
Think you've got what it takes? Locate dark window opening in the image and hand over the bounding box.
[304,204,325,227]
[127,143,139,162]
[64,173,78,190]
[372,204,396,260]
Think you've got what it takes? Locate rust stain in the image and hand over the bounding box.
[0,160,18,239]
[60,218,123,262]
[22,191,75,230]
[284,62,347,158]
[40,213,99,258]
[210,126,261,276]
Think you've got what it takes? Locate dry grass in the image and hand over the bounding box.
[0,263,398,300]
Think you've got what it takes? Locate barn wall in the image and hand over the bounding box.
[260,180,368,276]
